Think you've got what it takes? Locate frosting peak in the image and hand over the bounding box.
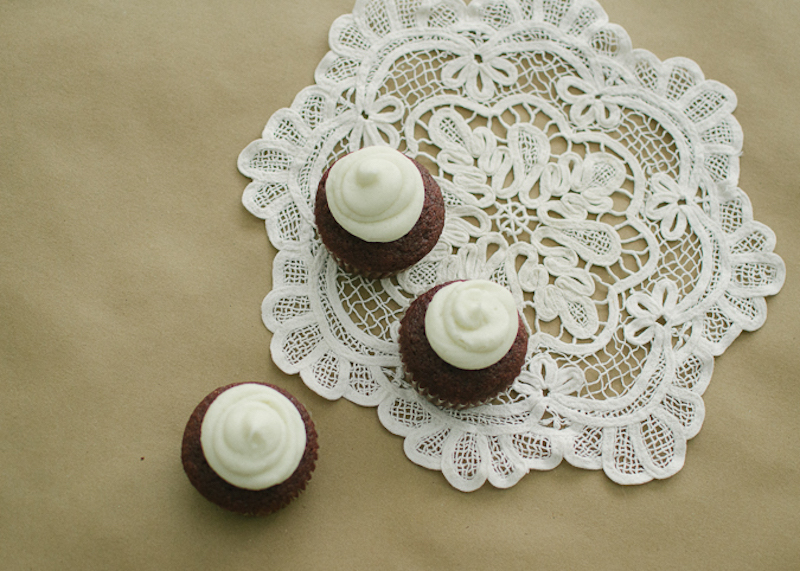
[326,146,425,242]
[424,280,519,370]
[200,384,306,490]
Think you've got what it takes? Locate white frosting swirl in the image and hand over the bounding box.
[424,280,519,370]
[200,383,306,490]
[326,146,425,242]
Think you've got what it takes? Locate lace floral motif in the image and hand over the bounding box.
[239,0,785,490]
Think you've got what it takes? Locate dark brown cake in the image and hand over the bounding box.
[181,382,318,516]
[399,281,529,409]
[314,154,445,279]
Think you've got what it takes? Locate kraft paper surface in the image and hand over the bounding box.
[2,1,798,569]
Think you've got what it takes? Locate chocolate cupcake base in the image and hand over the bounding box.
[181,382,318,516]
[315,154,445,279]
[399,282,529,409]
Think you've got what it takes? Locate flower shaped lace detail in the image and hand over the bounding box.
[556,76,623,129]
[345,94,405,151]
[442,48,518,101]
[645,173,700,240]
[624,279,680,346]
[516,355,584,429]
[518,251,600,340]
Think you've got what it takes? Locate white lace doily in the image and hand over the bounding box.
[239,0,785,490]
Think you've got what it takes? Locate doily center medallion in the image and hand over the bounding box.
[239,0,785,491]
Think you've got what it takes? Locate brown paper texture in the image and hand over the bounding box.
[1,0,798,568]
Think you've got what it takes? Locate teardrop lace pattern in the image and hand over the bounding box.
[240,0,784,490]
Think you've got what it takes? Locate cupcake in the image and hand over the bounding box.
[181,382,318,516]
[314,146,445,279]
[399,280,528,409]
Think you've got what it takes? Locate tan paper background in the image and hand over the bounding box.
[2,1,798,569]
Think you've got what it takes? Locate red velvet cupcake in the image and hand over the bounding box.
[181,382,318,516]
[315,146,444,279]
[399,280,528,409]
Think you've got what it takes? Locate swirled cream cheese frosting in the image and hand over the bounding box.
[325,146,425,242]
[424,280,519,370]
[200,383,306,490]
